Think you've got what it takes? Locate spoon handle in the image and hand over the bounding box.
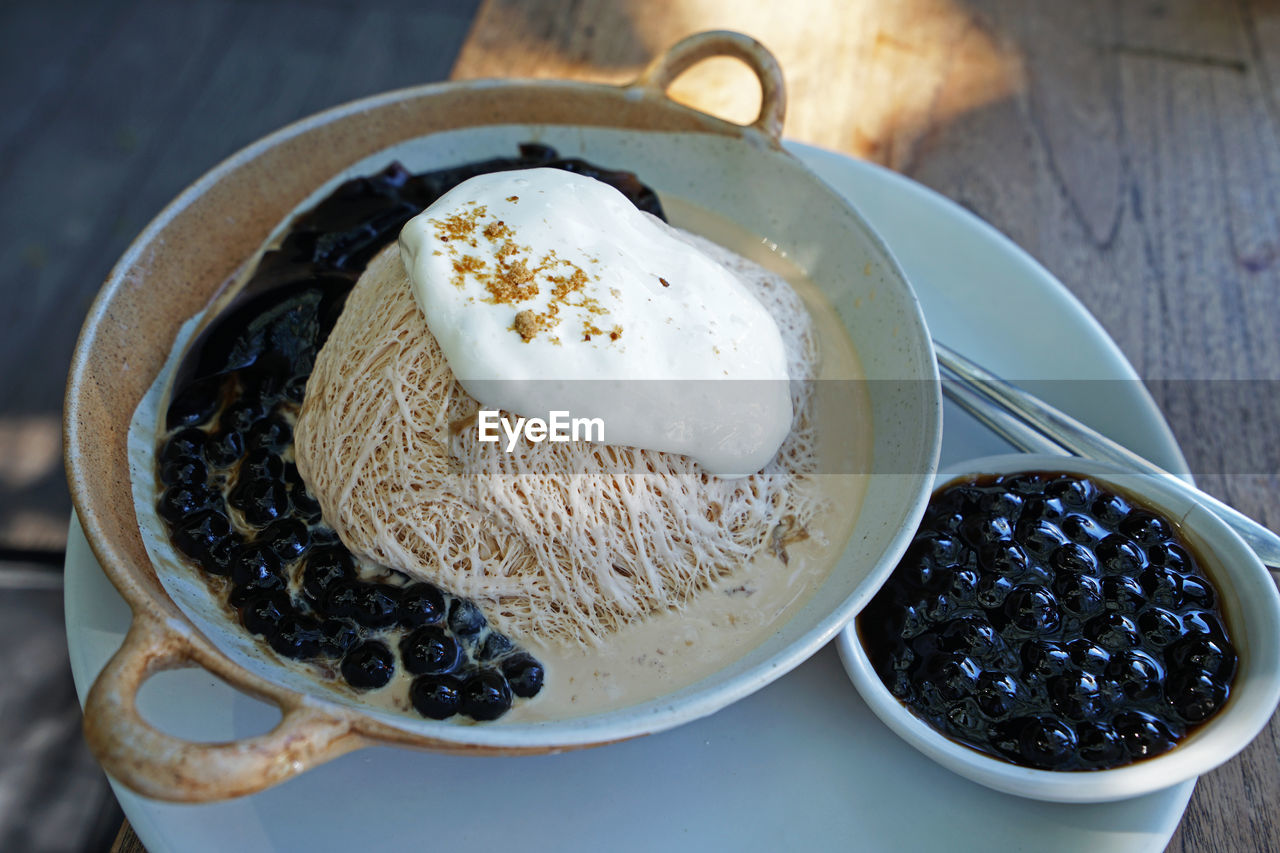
[934,340,1280,572]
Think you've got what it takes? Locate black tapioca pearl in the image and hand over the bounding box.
[160,455,207,488]
[977,489,1023,518]
[246,415,292,452]
[302,544,355,600]
[1091,492,1132,527]
[1106,648,1164,701]
[1021,640,1070,680]
[975,574,1013,608]
[1167,671,1229,723]
[1138,566,1184,608]
[1101,575,1146,614]
[1014,517,1070,560]
[1044,476,1097,510]
[398,583,445,628]
[270,614,324,659]
[1048,670,1103,721]
[400,626,462,675]
[1181,609,1229,641]
[410,675,462,720]
[448,599,486,637]
[1137,607,1182,647]
[230,479,290,527]
[1077,721,1124,765]
[1084,612,1141,651]
[260,518,309,562]
[1178,575,1216,608]
[972,671,1019,718]
[165,377,223,430]
[1059,513,1107,545]
[478,631,514,661]
[230,542,284,589]
[1097,535,1147,577]
[1003,585,1061,634]
[1065,638,1111,673]
[241,591,292,638]
[325,581,400,629]
[959,515,1012,550]
[170,509,237,565]
[157,483,216,523]
[220,398,266,434]
[977,539,1031,578]
[1002,473,1046,495]
[318,620,360,659]
[1119,509,1172,545]
[938,616,1001,660]
[241,448,284,482]
[1049,542,1098,576]
[460,670,513,721]
[1015,716,1077,770]
[1113,710,1179,759]
[502,653,544,698]
[1167,636,1235,679]
[1146,541,1192,572]
[283,375,308,404]
[205,428,246,468]
[162,427,208,462]
[1020,496,1065,524]
[946,567,981,605]
[340,640,395,690]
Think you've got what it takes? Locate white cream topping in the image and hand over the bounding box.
[397,168,793,477]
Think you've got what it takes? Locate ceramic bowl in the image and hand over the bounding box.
[65,31,942,801]
[839,452,1280,803]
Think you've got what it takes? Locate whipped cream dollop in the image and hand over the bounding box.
[397,167,793,477]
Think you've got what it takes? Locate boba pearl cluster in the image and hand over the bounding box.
[858,471,1237,771]
[154,147,667,722]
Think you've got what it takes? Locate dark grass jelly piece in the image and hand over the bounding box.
[341,641,396,690]
[160,456,207,488]
[162,427,208,463]
[260,518,310,562]
[165,377,223,430]
[502,653,545,698]
[270,614,324,659]
[230,542,284,588]
[448,599,486,637]
[324,581,400,629]
[398,583,445,628]
[246,415,292,453]
[303,544,355,600]
[157,483,216,523]
[171,509,238,566]
[460,670,513,721]
[400,626,462,675]
[410,675,461,720]
[206,429,246,468]
[230,479,290,527]
[241,591,292,638]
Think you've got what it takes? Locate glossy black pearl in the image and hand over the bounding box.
[270,614,324,659]
[324,581,400,629]
[448,599,486,637]
[341,641,396,690]
[303,544,355,600]
[410,675,461,720]
[162,427,208,462]
[241,591,292,638]
[502,653,545,698]
[171,510,238,568]
[260,518,310,561]
[157,483,216,523]
[400,626,461,675]
[230,479,290,526]
[398,583,445,628]
[160,455,207,488]
[460,671,513,721]
[230,542,283,588]
[479,631,514,661]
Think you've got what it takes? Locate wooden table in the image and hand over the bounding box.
[106,1,1278,850]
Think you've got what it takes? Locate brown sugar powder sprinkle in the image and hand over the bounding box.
[433,204,621,345]
[506,195,519,202]
[659,277,671,288]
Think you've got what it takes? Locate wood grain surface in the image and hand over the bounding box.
[95,0,1277,850]
[453,1,1280,852]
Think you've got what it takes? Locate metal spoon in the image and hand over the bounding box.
[934,339,1280,572]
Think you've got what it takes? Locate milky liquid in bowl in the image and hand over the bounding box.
[129,183,874,726]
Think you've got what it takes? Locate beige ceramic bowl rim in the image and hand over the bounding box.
[838,452,1280,803]
[65,31,942,801]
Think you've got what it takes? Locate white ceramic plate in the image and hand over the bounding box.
[65,142,1194,852]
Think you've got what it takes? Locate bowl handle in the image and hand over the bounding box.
[82,611,367,802]
[634,30,787,143]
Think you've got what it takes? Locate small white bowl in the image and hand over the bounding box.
[838,453,1280,803]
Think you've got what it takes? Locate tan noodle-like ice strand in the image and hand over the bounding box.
[294,229,821,648]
